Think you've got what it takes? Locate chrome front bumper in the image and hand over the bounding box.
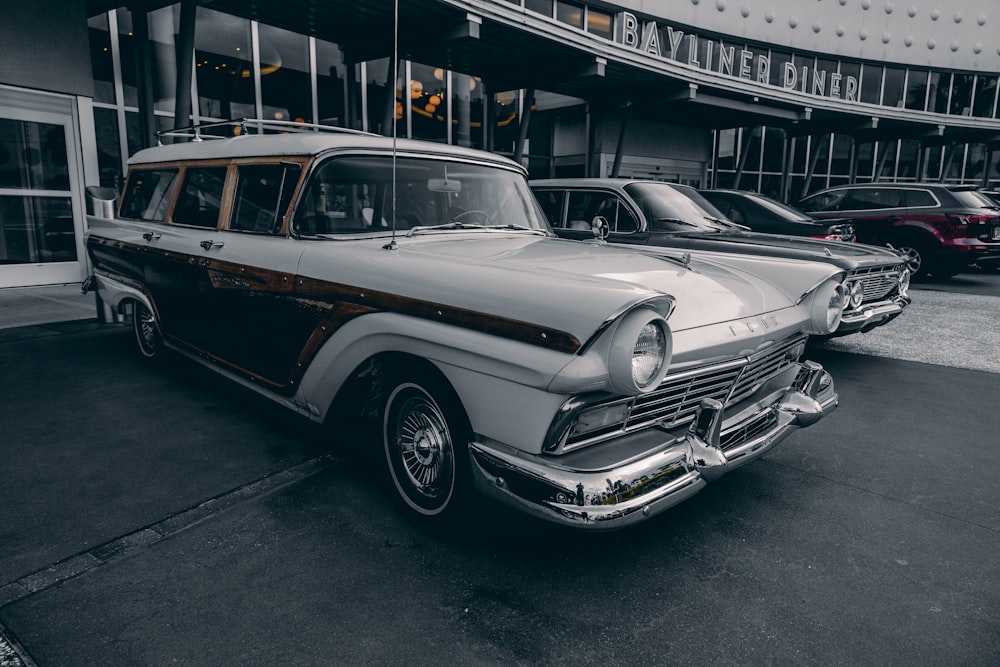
[834,295,910,336]
[469,361,837,529]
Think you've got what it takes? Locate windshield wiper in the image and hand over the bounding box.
[406,222,486,236]
[486,223,549,235]
[656,217,700,228]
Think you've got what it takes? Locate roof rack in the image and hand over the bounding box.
[156,118,374,145]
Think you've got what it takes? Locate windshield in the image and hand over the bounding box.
[624,182,734,232]
[741,192,815,222]
[294,155,551,236]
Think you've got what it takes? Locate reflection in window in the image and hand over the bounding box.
[883,67,905,108]
[316,38,347,126]
[231,164,300,233]
[524,0,553,17]
[195,8,255,121]
[950,74,975,115]
[173,167,227,228]
[839,61,862,102]
[586,8,612,39]
[972,75,997,118]
[556,1,583,28]
[366,58,392,136]
[148,4,180,115]
[120,169,178,221]
[0,119,70,191]
[928,72,950,114]
[93,108,123,189]
[860,64,882,105]
[0,196,77,264]
[493,90,520,154]
[259,23,312,124]
[769,50,792,88]
[115,9,139,107]
[761,127,784,174]
[410,62,448,144]
[453,73,484,149]
[896,140,920,180]
[905,70,929,110]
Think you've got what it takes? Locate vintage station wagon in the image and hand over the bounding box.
[84,121,846,530]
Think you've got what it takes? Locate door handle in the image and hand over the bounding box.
[200,240,224,250]
[142,232,161,241]
[887,216,901,223]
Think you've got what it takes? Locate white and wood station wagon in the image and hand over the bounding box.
[85,121,846,530]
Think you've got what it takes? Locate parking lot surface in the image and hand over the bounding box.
[1,274,998,665]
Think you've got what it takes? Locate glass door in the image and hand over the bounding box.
[0,104,85,288]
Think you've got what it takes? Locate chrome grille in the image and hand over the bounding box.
[849,265,901,303]
[562,335,806,451]
[720,409,778,451]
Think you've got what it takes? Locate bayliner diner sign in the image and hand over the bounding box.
[614,12,860,102]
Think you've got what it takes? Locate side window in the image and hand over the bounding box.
[600,198,639,233]
[533,190,564,228]
[904,189,937,207]
[566,191,618,231]
[800,190,847,212]
[172,167,227,228]
[844,188,903,210]
[119,169,178,222]
[230,163,301,233]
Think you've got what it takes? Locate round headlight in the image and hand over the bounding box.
[633,322,666,387]
[804,280,847,335]
[607,309,672,395]
[898,268,910,297]
[847,280,865,309]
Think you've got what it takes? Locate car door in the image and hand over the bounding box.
[192,161,309,389]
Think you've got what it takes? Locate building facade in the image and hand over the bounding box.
[2,0,999,288]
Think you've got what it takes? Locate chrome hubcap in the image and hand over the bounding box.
[397,396,451,499]
[899,247,922,274]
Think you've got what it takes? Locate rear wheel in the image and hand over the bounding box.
[132,300,163,359]
[382,373,475,527]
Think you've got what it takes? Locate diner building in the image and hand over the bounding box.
[2,0,999,288]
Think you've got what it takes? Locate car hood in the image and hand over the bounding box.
[301,234,837,341]
[652,230,904,269]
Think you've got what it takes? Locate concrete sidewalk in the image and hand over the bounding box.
[0,283,99,331]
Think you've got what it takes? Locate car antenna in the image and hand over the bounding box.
[383,0,400,251]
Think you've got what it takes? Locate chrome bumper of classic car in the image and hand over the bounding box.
[469,361,837,529]
[834,295,911,336]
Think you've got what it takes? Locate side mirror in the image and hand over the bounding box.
[591,215,610,240]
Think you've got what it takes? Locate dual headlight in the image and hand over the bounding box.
[607,308,673,395]
[802,280,848,335]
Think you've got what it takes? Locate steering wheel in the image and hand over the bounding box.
[452,209,490,224]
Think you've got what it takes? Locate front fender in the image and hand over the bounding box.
[296,311,576,425]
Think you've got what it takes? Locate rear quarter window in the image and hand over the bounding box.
[119,168,178,222]
[800,190,846,212]
[903,189,938,208]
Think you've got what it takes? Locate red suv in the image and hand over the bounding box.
[799,183,1000,277]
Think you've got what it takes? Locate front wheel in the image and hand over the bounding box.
[382,376,474,526]
[132,300,163,359]
[894,239,932,278]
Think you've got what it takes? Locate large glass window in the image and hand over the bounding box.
[524,0,553,17]
[115,9,139,108]
[148,4,181,115]
[972,75,997,118]
[365,58,392,136]
[950,74,975,115]
[883,67,906,108]
[410,62,448,143]
[453,73,484,149]
[839,61,862,102]
[195,8,255,121]
[0,196,76,264]
[555,1,583,28]
[761,127,785,173]
[586,7,612,39]
[88,13,116,105]
[905,70,929,110]
[492,90,521,155]
[259,23,312,124]
[770,50,793,88]
[928,72,950,114]
[316,38,347,126]
[860,65,881,105]
[93,107,123,189]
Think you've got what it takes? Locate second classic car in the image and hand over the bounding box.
[532,178,910,337]
[85,121,846,530]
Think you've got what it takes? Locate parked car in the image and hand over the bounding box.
[85,121,844,531]
[531,178,909,337]
[798,183,1000,277]
[699,189,856,241]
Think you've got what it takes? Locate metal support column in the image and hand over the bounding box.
[172,0,197,134]
[513,87,535,164]
[610,101,632,178]
[733,127,751,188]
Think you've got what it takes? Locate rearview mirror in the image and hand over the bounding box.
[427,178,461,193]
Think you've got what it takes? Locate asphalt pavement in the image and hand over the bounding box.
[1,273,998,666]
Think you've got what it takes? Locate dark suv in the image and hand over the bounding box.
[798,183,1000,277]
